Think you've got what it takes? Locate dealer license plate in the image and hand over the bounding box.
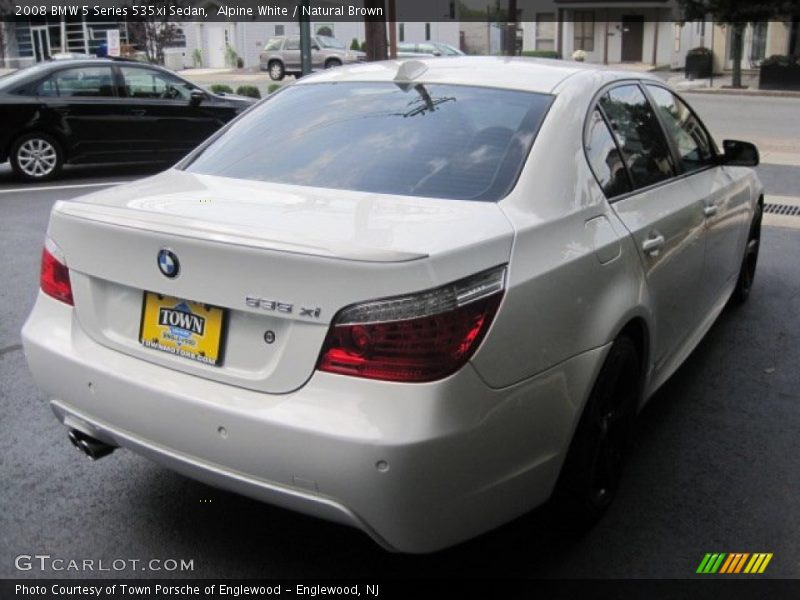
[139,292,226,366]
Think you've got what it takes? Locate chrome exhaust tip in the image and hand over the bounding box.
[67,429,116,461]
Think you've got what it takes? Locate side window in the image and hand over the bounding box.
[285,37,300,50]
[646,85,715,172]
[599,84,675,189]
[120,67,192,100]
[585,109,631,198]
[38,67,115,98]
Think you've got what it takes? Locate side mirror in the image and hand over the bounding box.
[432,51,442,56]
[721,139,759,167]
[189,89,206,106]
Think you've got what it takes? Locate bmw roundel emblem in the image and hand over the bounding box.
[157,249,180,279]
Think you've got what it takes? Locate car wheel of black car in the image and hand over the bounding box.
[324,59,342,69]
[730,201,763,305]
[10,132,64,182]
[553,335,640,529]
[268,61,285,81]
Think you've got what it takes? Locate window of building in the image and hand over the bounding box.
[399,23,405,42]
[599,84,676,189]
[274,25,284,36]
[535,13,555,51]
[750,21,768,63]
[573,12,595,52]
[673,23,681,52]
[425,23,431,41]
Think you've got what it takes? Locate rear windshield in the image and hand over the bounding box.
[185,82,552,201]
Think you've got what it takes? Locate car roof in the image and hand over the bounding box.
[296,55,662,95]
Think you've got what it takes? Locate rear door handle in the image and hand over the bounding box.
[130,109,147,117]
[642,233,665,256]
[704,204,719,217]
[53,106,70,116]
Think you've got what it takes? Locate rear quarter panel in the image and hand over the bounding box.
[0,96,47,160]
[471,73,652,391]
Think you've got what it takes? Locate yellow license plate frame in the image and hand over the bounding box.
[139,292,226,366]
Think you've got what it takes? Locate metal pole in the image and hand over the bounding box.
[299,0,312,77]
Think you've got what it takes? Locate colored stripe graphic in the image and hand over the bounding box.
[698,553,773,574]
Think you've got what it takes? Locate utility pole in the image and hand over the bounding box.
[299,0,312,76]
[505,0,518,56]
[388,0,397,59]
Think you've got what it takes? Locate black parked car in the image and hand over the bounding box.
[0,58,255,181]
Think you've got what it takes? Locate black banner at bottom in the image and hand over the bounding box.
[2,579,800,600]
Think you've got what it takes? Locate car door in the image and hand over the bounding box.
[596,83,708,374]
[644,84,752,312]
[283,36,302,71]
[117,65,232,160]
[37,64,130,163]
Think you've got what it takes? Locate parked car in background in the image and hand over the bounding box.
[23,57,763,553]
[0,58,254,181]
[259,35,366,80]
[397,41,465,58]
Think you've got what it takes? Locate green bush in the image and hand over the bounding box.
[360,40,367,52]
[235,85,261,99]
[350,38,360,51]
[210,84,234,94]
[521,50,561,59]
[267,83,281,94]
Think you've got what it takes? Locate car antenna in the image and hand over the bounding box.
[394,60,428,91]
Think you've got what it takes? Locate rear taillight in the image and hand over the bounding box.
[317,266,506,383]
[40,238,73,306]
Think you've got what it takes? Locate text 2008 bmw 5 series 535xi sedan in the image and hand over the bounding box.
[22,57,763,553]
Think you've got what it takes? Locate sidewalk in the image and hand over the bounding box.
[666,71,800,98]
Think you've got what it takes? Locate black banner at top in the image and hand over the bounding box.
[1,0,692,24]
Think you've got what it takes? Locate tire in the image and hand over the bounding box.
[10,132,64,182]
[552,335,641,529]
[268,61,285,81]
[730,202,763,305]
[324,59,342,69]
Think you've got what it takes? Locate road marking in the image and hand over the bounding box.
[763,194,800,230]
[0,181,128,195]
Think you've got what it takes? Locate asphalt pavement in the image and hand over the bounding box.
[1,93,799,579]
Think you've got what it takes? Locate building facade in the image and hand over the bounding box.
[1,18,126,68]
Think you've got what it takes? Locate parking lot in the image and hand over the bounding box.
[1,92,799,578]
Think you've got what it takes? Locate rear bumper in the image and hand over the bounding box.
[22,292,607,553]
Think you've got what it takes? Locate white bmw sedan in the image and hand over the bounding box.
[22,57,763,553]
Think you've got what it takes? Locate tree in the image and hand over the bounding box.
[678,0,795,88]
[0,0,10,66]
[125,0,183,64]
